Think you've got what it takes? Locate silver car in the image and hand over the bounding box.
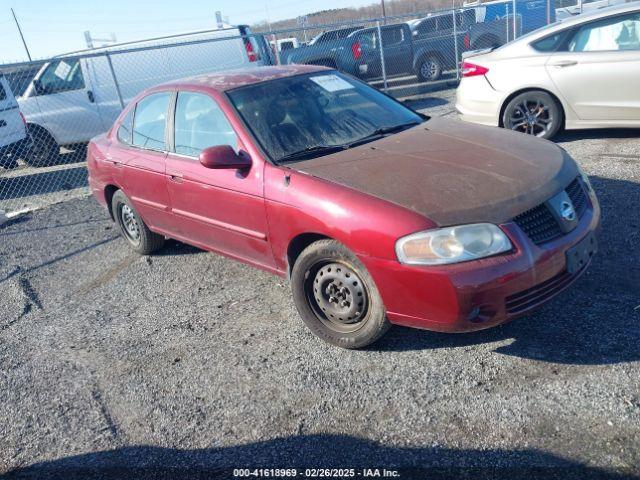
[455,1,640,139]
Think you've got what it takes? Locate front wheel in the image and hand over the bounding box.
[291,239,390,349]
[502,91,563,139]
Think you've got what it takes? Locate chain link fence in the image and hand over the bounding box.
[1,0,564,216]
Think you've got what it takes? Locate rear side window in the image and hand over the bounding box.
[416,18,437,36]
[568,12,640,51]
[531,31,567,52]
[173,92,237,157]
[381,27,405,46]
[132,92,170,151]
[117,109,134,145]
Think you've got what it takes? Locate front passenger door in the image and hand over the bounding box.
[165,91,274,269]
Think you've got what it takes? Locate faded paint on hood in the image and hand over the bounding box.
[291,117,578,226]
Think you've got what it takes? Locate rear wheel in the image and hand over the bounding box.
[291,239,390,349]
[111,190,164,255]
[417,55,442,82]
[502,91,562,140]
[25,127,59,167]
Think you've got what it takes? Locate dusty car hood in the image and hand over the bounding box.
[292,117,578,226]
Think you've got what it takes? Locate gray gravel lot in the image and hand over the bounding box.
[1,96,639,479]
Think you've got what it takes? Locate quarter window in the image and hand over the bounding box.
[37,59,85,95]
[117,109,134,145]
[132,92,170,151]
[173,92,237,157]
[568,12,640,52]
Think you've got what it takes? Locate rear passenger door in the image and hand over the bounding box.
[117,91,173,232]
[379,25,413,76]
[164,91,274,268]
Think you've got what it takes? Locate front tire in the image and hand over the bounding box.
[111,190,164,255]
[291,239,390,349]
[502,91,562,139]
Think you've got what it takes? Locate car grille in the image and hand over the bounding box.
[513,177,588,246]
[505,267,582,314]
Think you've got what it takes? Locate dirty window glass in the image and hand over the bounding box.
[174,92,237,157]
[568,12,640,51]
[132,92,169,151]
[228,72,422,163]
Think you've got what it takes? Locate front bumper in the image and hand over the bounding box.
[360,188,601,333]
[455,75,503,127]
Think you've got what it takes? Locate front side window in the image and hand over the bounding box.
[173,92,237,157]
[227,72,423,163]
[37,59,85,95]
[117,109,134,145]
[132,92,170,151]
[568,12,640,52]
[416,18,437,36]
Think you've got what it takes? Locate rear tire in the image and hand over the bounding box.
[502,91,562,140]
[111,190,165,255]
[417,55,442,82]
[291,239,390,349]
[25,127,59,167]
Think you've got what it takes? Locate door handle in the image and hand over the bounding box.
[168,172,183,183]
[87,90,95,102]
[550,60,578,67]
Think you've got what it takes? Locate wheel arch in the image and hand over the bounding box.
[104,184,119,221]
[498,87,566,129]
[26,122,60,146]
[286,232,333,278]
[413,49,445,71]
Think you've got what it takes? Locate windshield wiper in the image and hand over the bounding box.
[347,121,421,147]
[277,144,348,163]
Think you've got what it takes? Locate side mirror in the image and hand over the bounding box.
[199,145,252,170]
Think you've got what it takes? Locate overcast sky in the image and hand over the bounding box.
[0,0,378,63]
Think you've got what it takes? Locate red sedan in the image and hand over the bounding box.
[87,65,600,348]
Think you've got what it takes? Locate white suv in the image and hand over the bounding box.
[0,74,30,169]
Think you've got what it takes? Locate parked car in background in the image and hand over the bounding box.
[0,74,30,169]
[88,65,599,348]
[283,20,465,82]
[18,25,271,167]
[456,1,640,139]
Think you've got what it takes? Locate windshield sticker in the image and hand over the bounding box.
[310,75,354,92]
[54,61,72,80]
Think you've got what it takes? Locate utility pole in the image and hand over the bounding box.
[11,8,32,61]
[380,0,387,23]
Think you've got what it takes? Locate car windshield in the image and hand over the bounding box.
[227,72,424,163]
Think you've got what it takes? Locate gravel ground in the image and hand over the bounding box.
[1,97,639,479]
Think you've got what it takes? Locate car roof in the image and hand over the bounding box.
[157,65,330,92]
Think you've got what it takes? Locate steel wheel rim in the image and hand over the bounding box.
[421,60,437,80]
[508,98,553,137]
[119,204,141,244]
[305,261,369,333]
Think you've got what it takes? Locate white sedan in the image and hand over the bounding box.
[455,1,640,139]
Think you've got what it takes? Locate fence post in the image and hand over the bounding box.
[376,21,388,93]
[452,6,460,81]
[106,52,125,110]
[512,0,517,39]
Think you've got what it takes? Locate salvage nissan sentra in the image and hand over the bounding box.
[87,65,600,348]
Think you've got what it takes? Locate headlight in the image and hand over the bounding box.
[395,223,512,265]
